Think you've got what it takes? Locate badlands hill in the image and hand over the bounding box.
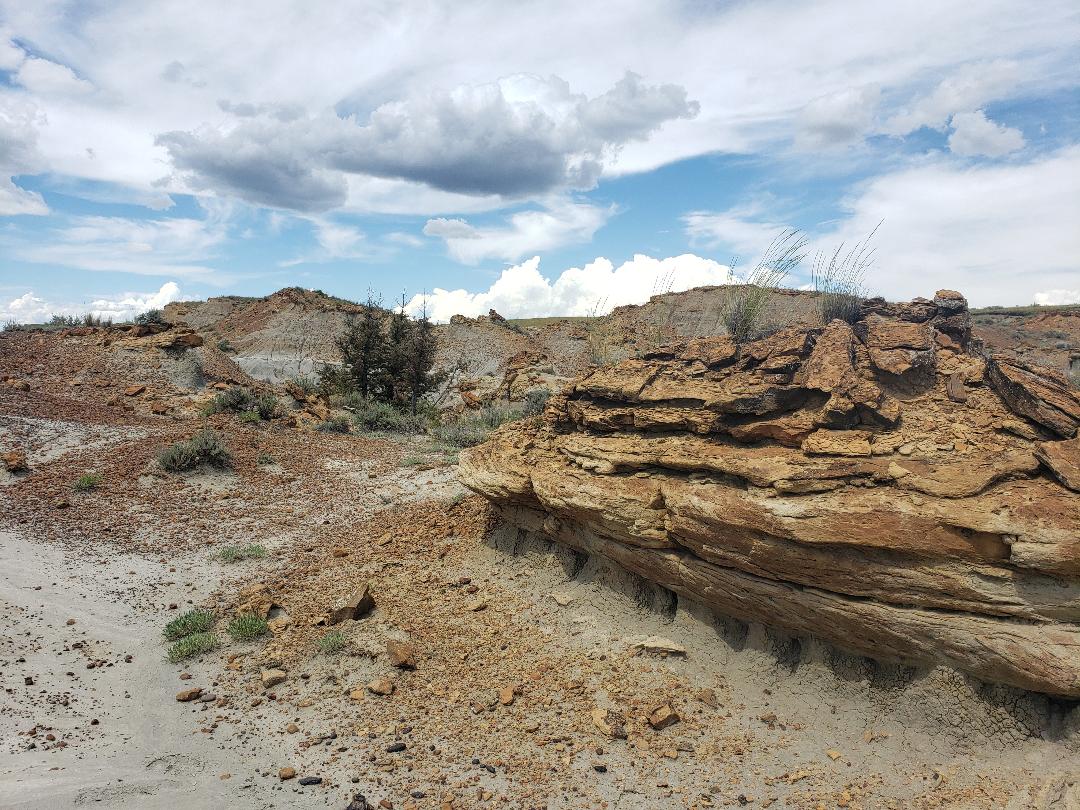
[163,285,1080,409]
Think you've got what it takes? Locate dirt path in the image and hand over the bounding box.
[0,529,317,809]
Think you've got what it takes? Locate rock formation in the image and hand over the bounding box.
[460,291,1080,697]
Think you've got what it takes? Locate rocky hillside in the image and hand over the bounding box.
[460,291,1080,697]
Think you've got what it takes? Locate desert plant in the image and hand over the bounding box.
[227,612,269,642]
[135,309,168,326]
[216,338,233,352]
[219,543,267,563]
[254,393,278,420]
[351,398,426,434]
[157,429,230,472]
[812,225,879,325]
[584,298,619,366]
[238,411,260,423]
[49,314,80,328]
[317,630,346,654]
[73,472,101,492]
[720,229,807,344]
[432,405,521,448]
[256,453,275,465]
[289,375,319,396]
[2,319,19,331]
[167,632,218,662]
[316,415,353,434]
[164,608,215,641]
[204,386,255,415]
[522,388,551,417]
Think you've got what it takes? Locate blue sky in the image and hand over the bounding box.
[0,0,1078,322]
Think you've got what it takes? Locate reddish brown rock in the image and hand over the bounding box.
[327,584,375,625]
[460,292,1080,698]
[2,450,28,473]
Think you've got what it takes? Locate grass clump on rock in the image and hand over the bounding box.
[317,630,346,654]
[157,429,231,472]
[720,229,806,344]
[164,608,215,641]
[219,543,267,563]
[73,472,101,492]
[167,632,218,663]
[227,612,269,642]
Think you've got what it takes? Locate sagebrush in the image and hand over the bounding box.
[157,429,231,472]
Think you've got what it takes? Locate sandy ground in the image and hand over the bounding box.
[1,404,1078,809]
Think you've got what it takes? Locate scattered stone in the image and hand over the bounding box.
[286,723,299,734]
[551,592,574,606]
[498,686,516,706]
[631,636,687,657]
[327,583,375,625]
[466,599,487,612]
[385,741,406,753]
[590,707,627,739]
[647,704,680,731]
[298,776,322,786]
[826,749,842,761]
[2,450,27,473]
[279,767,296,780]
[367,677,394,696]
[124,384,146,396]
[176,688,202,702]
[386,639,418,669]
[346,795,370,810]
[260,669,287,688]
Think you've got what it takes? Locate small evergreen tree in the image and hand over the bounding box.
[400,297,441,414]
[336,293,387,399]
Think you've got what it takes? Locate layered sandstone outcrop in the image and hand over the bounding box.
[460,291,1080,697]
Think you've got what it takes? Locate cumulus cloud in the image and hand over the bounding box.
[158,72,698,211]
[0,32,25,71]
[405,253,734,322]
[0,281,183,324]
[0,95,48,214]
[947,110,1025,157]
[423,199,614,264]
[814,145,1080,306]
[1033,289,1080,305]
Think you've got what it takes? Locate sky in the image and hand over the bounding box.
[0,0,1078,323]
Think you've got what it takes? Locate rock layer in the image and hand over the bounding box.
[460,292,1080,697]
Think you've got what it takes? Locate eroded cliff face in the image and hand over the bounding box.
[460,291,1080,697]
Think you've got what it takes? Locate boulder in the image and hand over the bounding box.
[460,292,1080,698]
[2,450,28,473]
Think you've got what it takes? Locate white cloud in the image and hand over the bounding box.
[815,145,1080,306]
[0,176,47,215]
[15,57,94,97]
[883,59,1023,135]
[0,32,24,70]
[1033,289,1080,305]
[683,203,790,257]
[947,110,1025,157]
[406,253,734,322]
[423,199,614,264]
[796,85,880,149]
[0,281,182,323]
[9,214,226,278]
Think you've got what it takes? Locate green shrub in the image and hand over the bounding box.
[2,319,19,332]
[164,608,215,641]
[135,309,167,326]
[167,632,218,662]
[217,339,233,352]
[522,388,551,417]
[219,544,267,563]
[350,398,426,434]
[227,612,269,642]
[254,393,278,420]
[317,631,346,654]
[256,453,275,465]
[289,375,319,396]
[204,386,255,415]
[316,415,352,433]
[157,429,231,472]
[73,472,101,492]
[238,411,260,423]
[432,405,521,448]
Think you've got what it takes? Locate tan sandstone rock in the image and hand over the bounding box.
[460,291,1080,698]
